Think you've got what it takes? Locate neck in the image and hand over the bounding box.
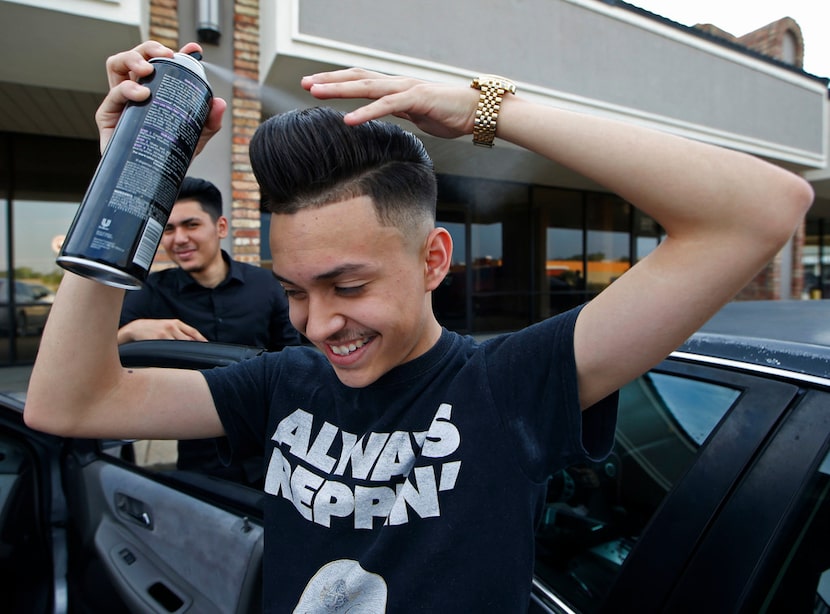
[189,253,229,289]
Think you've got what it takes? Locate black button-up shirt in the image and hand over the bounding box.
[120,250,300,351]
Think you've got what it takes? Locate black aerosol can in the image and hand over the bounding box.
[57,51,212,289]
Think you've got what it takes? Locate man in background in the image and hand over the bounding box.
[118,176,300,351]
[118,176,301,486]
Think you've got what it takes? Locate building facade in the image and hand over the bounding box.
[0,0,828,364]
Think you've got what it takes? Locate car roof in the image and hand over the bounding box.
[676,300,830,381]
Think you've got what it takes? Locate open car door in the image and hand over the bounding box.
[0,340,268,614]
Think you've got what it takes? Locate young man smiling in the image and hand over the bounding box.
[25,41,813,612]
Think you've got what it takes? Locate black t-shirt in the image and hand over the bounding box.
[203,306,617,612]
[121,251,300,484]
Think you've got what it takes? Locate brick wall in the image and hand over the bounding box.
[697,16,808,300]
[148,0,179,269]
[149,0,179,49]
[791,220,806,298]
[147,0,263,266]
[230,0,262,265]
[694,17,805,70]
[738,18,804,69]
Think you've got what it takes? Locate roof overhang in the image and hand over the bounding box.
[0,0,147,92]
[0,0,147,139]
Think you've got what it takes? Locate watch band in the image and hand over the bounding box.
[471,75,517,148]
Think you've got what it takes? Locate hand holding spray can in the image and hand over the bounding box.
[57,51,213,289]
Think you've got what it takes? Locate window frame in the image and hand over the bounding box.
[534,357,803,613]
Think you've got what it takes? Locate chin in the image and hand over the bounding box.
[333,368,381,389]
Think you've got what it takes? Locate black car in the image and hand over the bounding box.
[2,300,830,613]
[0,280,53,336]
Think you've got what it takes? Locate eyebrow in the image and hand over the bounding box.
[273,263,371,286]
[165,217,201,228]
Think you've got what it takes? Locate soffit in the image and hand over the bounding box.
[0,1,144,139]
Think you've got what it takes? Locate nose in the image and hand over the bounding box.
[172,226,189,244]
[302,295,346,343]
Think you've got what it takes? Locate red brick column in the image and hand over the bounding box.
[231,0,262,265]
[791,219,806,298]
[146,1,179,270]
[149,0,179,49]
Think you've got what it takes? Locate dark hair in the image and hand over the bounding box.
[176,177,223,221]
[250,107,437,235]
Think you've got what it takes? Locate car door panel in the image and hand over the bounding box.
[69,458,263,614]
[662,388,830,613]
[0,428,55,613]
[575,360,801,613]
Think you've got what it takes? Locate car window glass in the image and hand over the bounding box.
[534,371,741,612]
[648,372,740,445]
[761,445,830,612]
[106,435,266,490]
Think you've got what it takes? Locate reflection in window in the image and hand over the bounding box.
[543,189,586,317]
[435,178,660,334]
[435,178,533,333]
[633,209,662,263]
[648,372,740,445]
[803,218,828,299]
[0,200,77,364]
[534,371,741,612]
[586,194,630,292]
[470,220,507,330]
[763,446,830,611]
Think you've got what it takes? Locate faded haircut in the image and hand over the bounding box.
[249,107,437,238]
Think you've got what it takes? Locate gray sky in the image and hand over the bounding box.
[632,1,830,78]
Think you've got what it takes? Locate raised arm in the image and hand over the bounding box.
[302,68,814,408]
[503,102,814,408]
[24,42,227,439]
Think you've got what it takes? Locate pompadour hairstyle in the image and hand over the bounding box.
[249,107,437,234]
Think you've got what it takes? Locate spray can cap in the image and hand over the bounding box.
[150,51,211,92]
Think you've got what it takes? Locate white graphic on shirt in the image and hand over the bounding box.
[265,403,461,529]
[294,559,387,613]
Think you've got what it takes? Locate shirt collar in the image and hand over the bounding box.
[175,250,244,290]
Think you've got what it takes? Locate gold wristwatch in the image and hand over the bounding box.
[471,75,517,147]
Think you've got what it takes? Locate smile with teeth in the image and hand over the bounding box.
[329,337,370,356]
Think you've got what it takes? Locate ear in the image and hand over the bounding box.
[216,215,229,239]
[423,227,453,292]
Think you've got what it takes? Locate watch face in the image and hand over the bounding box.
[472,76,516,94]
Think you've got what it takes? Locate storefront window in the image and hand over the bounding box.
[803,218,827,299]
[540,188,586,317]
[634,209,662,263]
[435,177,534,333]
[436,178,663,335]
[586,193,631,292]
[0,200,77,364]
[433,217,466,331]
[0,132,99,365]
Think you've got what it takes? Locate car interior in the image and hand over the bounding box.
[532,366,830,613]
[533,369,741,611]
